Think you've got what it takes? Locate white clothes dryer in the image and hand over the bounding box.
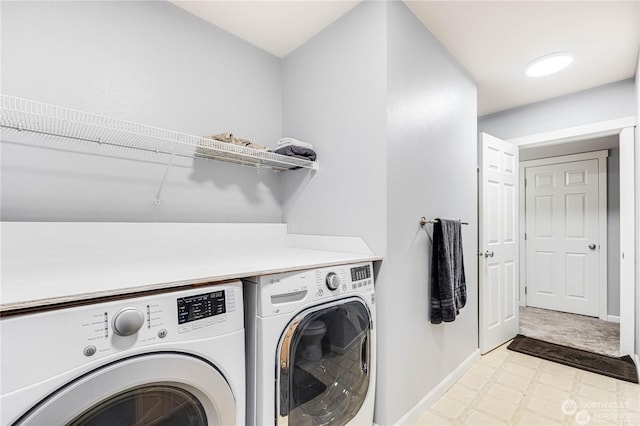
[0,281,245,426]
[244,262,376,426]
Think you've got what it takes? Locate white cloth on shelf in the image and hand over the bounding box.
[277,137,314,150]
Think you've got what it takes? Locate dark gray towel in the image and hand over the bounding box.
[274,145,317,161]
[430,218,466,324]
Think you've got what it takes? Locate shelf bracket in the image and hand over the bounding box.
[154,142,179,205]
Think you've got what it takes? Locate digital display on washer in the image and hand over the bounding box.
[177,290,226,324]
[350,265,371,282]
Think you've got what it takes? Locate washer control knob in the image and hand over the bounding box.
[112,307,145,336]
[326,272,340,291]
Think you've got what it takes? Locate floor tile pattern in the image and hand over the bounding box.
[415,343,639,425]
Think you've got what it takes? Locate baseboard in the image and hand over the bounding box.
[607,315,620,323]
[392,349,481,425]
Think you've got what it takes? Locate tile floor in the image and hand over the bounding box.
[414,342,640,425]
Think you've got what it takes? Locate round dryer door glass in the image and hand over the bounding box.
[278,299,372,426]
[68,385,206,426]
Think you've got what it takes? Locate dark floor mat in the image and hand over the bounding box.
[508,334,638,384]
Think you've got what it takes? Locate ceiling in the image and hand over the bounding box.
[170,1,359,58]
[171,1,639,116]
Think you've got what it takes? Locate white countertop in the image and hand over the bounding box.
[0,222,381,313]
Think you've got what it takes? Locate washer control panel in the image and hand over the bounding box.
[177,289,227,324]
[255,262,374,317]
[81,284,239,354]
[0,281,243,393]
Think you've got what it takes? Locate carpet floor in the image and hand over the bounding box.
[519,306,619,357]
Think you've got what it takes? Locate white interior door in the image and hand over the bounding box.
[479,133,519,354]
[525,159,600,317]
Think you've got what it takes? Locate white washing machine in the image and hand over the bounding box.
[0,281,245,425]
[244,262,376,426]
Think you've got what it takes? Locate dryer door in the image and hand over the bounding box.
[277,297,372,426]
[14,353,236,426]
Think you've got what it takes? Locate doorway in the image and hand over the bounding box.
[478,117,636,358]
[519,139,618,356]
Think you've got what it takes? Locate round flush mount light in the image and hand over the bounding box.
[525,52,573,77]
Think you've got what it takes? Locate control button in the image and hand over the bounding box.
[317,289,324,297]
[325,272,340,290]
[83,345,97,357]
[158,329,168,339]
[205,318,216,326]
[358,282,362,288]
[178,325,191,334]
[112,307,145,336]
[193,322,204,330]
[218,315,227,323]
[352,283,357,289]
[342,284,347,292]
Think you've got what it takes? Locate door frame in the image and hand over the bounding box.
[506,116,636,357]
[519,150,608,320]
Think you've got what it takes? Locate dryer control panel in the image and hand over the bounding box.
[252,262,375,317]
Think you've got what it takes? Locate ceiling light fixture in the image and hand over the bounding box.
[525,52,573,77]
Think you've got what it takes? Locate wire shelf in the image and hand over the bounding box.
[0,94,318,172]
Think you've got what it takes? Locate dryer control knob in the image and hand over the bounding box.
[113,307,145,336]
[326,272,340,291]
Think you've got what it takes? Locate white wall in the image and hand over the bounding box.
[478,79,636,140]
[520,137,620,316]
[384,1,478,423]
[281,1,388,256]
[1,0,283,222]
